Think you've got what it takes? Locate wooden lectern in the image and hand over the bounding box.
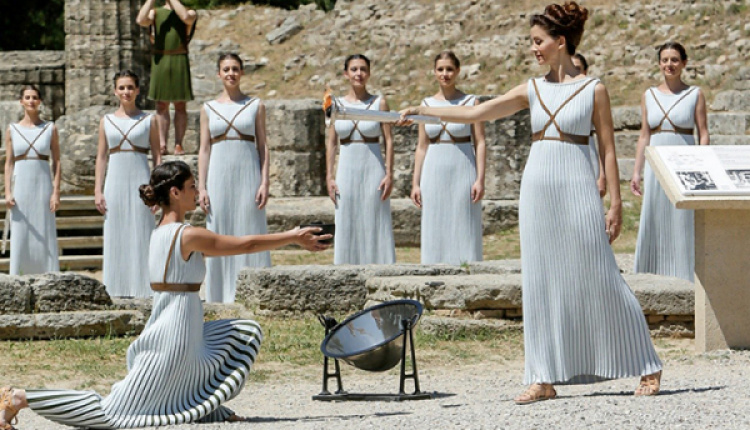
[646,147,750,352]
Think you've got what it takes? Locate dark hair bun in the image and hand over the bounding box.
[139,160,193,208]
[139,184,158,206]
[545,1,589,30]
[530,2,589,54]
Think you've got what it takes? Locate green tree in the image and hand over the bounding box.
[0,0,65,50]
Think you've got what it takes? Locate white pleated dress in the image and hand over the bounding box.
[26,223,263,428]
[521,77,662,385]
[7,122,59,275]
[102,113,155,298]
[333,96,396,265]
[419,95,482,265]
[634,87,699,282]
[203,98,271,303]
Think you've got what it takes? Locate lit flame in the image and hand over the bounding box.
[323,86,333,119]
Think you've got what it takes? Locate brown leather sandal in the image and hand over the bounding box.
[0,387,19,430]
[634,370,662,396]
[514,383,557,405]
[226,414,247,423]
[173,144,185,156]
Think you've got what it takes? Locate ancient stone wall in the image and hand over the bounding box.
[0,52,66,121]
[64,0,151,112]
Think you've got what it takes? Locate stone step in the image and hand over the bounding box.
[56,236,103,249]
[0,195,99,213]
[0,215,104,231]
[0,255,103,271]
[0,310,145,340]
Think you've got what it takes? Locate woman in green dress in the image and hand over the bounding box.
[137,0,197,156]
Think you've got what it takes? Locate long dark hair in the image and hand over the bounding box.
[139,161,193,207]
[529,2,589,55]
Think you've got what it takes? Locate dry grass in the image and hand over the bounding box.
[0,313,694,393]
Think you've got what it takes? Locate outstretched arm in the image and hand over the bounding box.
[181,226,329,258]
[402,82,529,124]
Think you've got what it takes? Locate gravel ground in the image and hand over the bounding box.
[16,347,750,430]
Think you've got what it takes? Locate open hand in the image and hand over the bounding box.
[295,227,332,251]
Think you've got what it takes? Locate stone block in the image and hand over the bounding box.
[615,132,640,158]
[618,158,635,181]
[266,17,303,45]
[708,113,746,136]
[0,310,144,340]
[366,274,523,311]
[0,275,32,314]
[55,105,111,194]
[612,106,641,131]
[0,272,111,314]
[29,272,112,313]
[237,264,466,314]
[711,90,750,112]
[625,273,694,316]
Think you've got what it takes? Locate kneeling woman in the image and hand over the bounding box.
[0,161,328,429]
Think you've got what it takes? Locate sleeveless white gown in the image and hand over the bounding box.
[520,77,662,385]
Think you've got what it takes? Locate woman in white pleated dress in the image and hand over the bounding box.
[198,53,271,303]
[412,51,486,265]
[631,42,709,282]
[326,54,396,265]
[95,71,161,298]
[400,1,662,403]
[0,161,329,429]
[4,85,60,275]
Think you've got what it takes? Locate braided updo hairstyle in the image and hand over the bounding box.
[139,161,193,207]
[530,2,589,55]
